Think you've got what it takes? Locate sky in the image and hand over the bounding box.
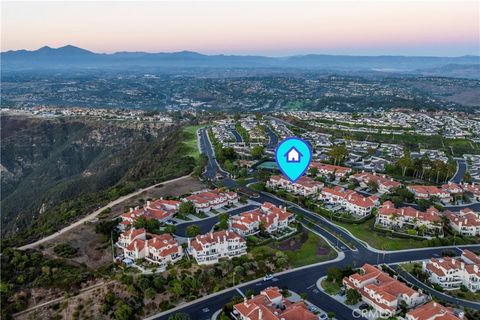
[2,0,479,56]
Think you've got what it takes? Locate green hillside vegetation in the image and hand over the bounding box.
[1,116,197,247]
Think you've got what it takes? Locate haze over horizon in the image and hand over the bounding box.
[2,1,479,57]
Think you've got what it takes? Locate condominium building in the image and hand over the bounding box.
[376,201,443,235]
[229,202,294,236]
[267,175,323,196]
[309,161,352,179]
[184,189,238,212]
[188,230,247,265]
[119,199,181,230]
[407,185,451,203]
[320,186,379,216]
[233,286,317,320]
[423,250,480,292]
[406,301,461,320]
[445,208,480,236]
[343,264,426,317]
[350,171,402,194]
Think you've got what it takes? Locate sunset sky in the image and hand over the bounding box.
[2,1,479,56]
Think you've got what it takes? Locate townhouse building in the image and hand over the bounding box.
[350,171,402,194]
[407,185,451,203]
[266,175,323,197]
[116,229,183,269]
[233,286,317,320]
[320,186,379,216]
[343,264,426,318]
[445,208,480,236]
[309,161,352,179]
[188,230,247,265]
[376,201,443,235]
[184,189,238,212]
[229,202,294,236]
[406,301,461,320]
[422,250,480,292]
[119,199,181,230]
[462,183,480,201]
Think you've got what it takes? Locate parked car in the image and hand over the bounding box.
[308,305,318,313]
[359,303,369,310]
[263,274,274,281]
[318,313,328,320]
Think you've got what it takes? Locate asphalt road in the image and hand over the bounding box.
[450,159,467,184]
[230,128,243,143]
[264,124,279,151]
[174,204,258,237]
[151,127,480,320]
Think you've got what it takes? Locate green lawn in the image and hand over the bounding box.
[251,230,337,268]
[334,220,432,250]
[182,125,203,159]
[321,278,341,295]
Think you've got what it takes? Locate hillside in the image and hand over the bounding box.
[1,115,196,246]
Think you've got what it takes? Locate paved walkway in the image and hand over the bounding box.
[18,174,193,250]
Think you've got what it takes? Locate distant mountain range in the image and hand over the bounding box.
[2,45,480,77]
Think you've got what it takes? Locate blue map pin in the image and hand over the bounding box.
[275,137,312,183]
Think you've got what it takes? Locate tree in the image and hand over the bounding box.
[186,224,201,237]
[327,311,336,319]
[164,224,176,234]
[308,167,318,176]
[345,288,361,305]
[145,287,157,300]
[114,301,134,320]
[251,145,265,159]
[328,145,348,165]
[327,267,343,283]
[179,201,196,215]
[367,180,379,193]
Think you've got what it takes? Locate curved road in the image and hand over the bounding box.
[152,126,480,320]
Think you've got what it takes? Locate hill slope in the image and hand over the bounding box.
[1,115,196,246]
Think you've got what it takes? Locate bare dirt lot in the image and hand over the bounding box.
[35,175,206,269]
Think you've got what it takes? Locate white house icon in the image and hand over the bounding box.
[284,146,303,163]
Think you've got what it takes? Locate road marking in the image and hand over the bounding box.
[236,288,246,298]
[306,283,315,289]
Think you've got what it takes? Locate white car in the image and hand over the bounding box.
[263,274,274,281]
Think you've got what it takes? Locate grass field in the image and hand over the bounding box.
[321,278,342,295]
[334,220,432,250]
[182,125,203,159]
[251,230,337,268]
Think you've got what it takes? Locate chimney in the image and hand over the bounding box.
[259,309,263,320]
[147,200,151,206]
[130,208,133,212]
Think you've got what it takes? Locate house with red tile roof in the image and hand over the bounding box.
[320,186,379,217]
[406,301,461,320]
[309,162,352,179]
[229,202,294,237]
[407,185,451,203]
[423,250,480,292]
[119,199,181,230]
[462,183,480,201]
[188,230,247,265]
[266,175,323,196]
[350,171,402,194]
[184,189,238,212]
[233,286,317,320]
[376,201,443,236]
[117,229,184,269]
[445,208,480,236]
[343,264,426,318]
[117,228,146,249]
